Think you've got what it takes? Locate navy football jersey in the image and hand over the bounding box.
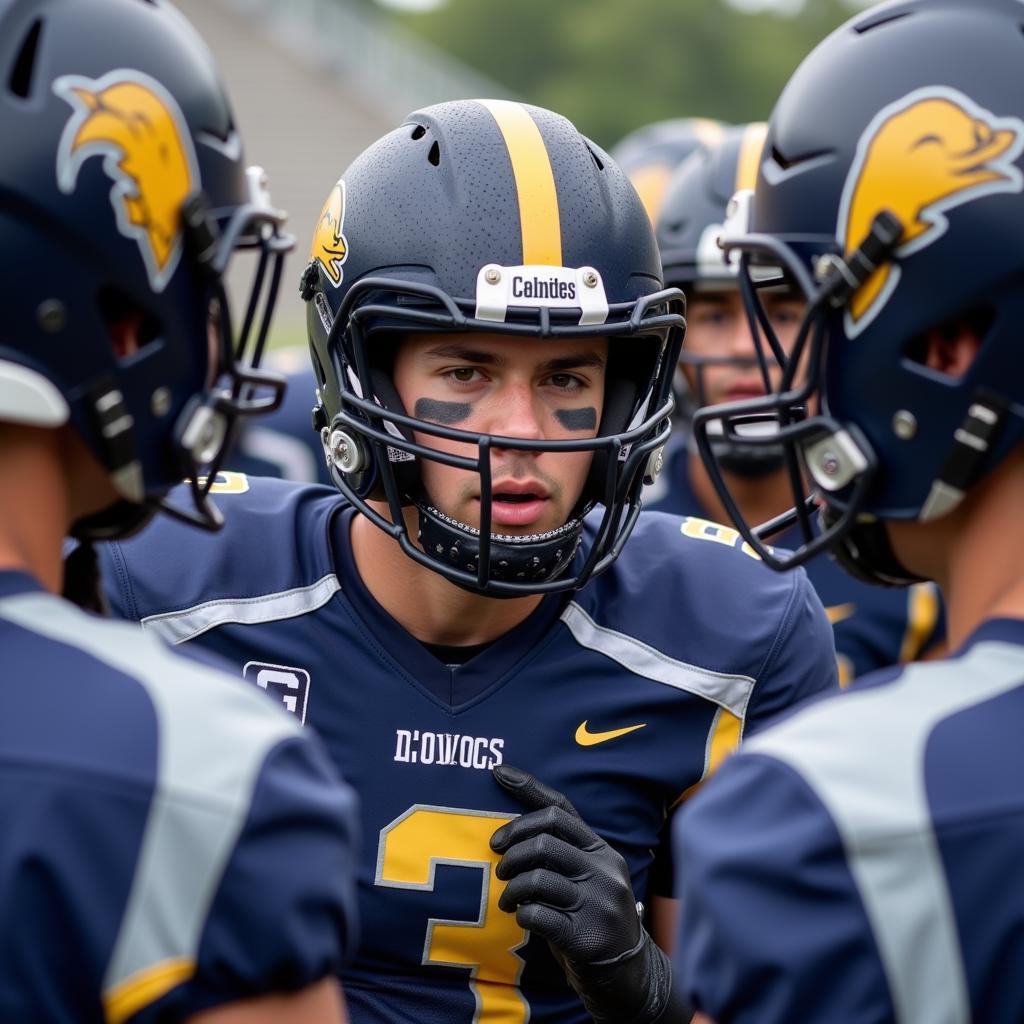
[226,350,332,484]
[673,617,1024,1024]
[0,569,359,1023]
[99,474,837,1024]
[645,436,944,683]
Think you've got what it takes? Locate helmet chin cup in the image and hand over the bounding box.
[416,503,583,596]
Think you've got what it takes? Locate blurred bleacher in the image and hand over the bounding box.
[174,0,514,342]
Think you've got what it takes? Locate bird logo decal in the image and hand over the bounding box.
[54,69,200,293]
[838,86,1024,336]
[310,179,349,287]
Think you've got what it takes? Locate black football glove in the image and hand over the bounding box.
[490,764,693,1024]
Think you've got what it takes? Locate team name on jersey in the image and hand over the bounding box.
[393,728,505,770]
[512,275,577,300]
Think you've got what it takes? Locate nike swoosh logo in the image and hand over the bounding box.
[575,720,647,747]
[825,603,857,626]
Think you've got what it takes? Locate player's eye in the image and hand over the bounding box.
[693,310,727,327]
[546,372,584,392]
[767,305,803,330]
[445,366,484,384]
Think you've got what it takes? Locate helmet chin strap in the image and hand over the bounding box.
[415,499,584,595]
[819,506,926,588]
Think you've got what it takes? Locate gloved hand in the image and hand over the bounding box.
[490,764,693,1023]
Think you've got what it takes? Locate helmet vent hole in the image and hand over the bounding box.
[586,144,604,171]
[854,8,912,34]
[428,141,441,166]
[410,124,427,140]
[8,18,43,100]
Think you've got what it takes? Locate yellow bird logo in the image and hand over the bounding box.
[310,179,349,287]
[838,87,1024,336]
[54,70,199,293]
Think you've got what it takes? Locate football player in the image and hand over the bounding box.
[610,117,728,224]
[0,0,358,1020]
[98,99,837,1023]
[673,1,1024,1020]
[647,123,944,683]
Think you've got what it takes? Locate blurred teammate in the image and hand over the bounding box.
[0,0,358,1019]
[98,100,836,1023]
[673,1,1024,1019]
[610,117,728,223]
[647,123,943,683]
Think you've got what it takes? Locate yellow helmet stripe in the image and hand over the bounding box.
[735,122,770,192]
[477,99,563,266]
[690,117,727,150]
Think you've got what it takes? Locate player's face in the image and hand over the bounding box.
[393,331,608,536]
[683,288,804,406]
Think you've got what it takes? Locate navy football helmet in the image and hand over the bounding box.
[610,117,728,224]
[303,99,684,596]
[655,123,787,479]
[0,0,291,539]
[692,0,1024,583]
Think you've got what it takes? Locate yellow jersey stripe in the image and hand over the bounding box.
[105,957,195,1024]
[735,122,769,192]
[899,582,940,663]
[477,99,563,266]
[707,707,743,774]
[672,707,744,807]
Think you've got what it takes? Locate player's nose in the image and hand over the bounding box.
[488,379,544,447]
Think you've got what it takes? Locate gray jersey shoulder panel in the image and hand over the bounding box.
[560,600,755,719]
[0,592,303,1001]
[746,641,1024,1024]
[140,573,341,644]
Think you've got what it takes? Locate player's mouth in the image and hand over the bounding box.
[483,481,550,528]
[723,380,768,403]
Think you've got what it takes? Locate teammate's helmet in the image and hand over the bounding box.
[609,118,728,224]
[0,0,291,539]
[691,0,1024,583]
[656,124,781,480]
[303,99,684,597]
[657,123,769,294]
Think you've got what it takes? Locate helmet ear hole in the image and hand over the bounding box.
[96,288,159,362]
[902,305,994,380]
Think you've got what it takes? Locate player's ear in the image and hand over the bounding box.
[915,312,987,380]
[99,289,149,361]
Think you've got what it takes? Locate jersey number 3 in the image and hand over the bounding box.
[376,805,529,1022]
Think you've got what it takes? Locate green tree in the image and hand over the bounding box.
[392,0,872,146]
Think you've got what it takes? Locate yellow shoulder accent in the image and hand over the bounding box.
[104,957,194,1024]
